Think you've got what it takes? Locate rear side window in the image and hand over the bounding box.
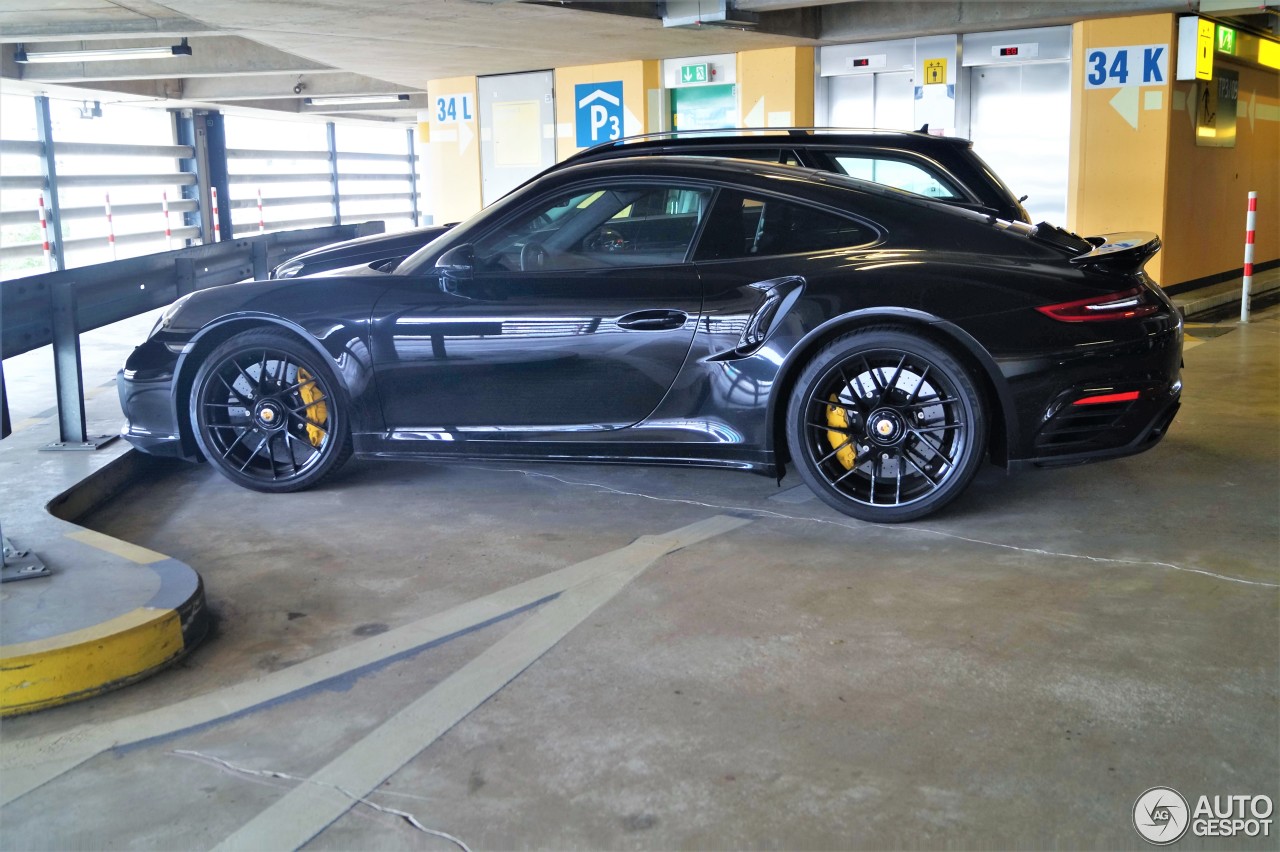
[694,189,875,261]
[828,154,964,201]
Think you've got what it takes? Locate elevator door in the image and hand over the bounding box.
[479,71,556,207]
[968,62,1070,225]
[828,71,916,130]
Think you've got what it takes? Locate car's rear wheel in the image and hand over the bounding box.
[787,328,987,523]
[191,329,352,492]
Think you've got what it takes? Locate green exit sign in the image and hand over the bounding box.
[1216,25,1237,55]
[680,63,709,84]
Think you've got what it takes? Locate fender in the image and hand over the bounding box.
[764,306,1020,465]
[172,311,380,455]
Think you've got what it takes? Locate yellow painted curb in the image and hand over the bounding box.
[0,608,185,717]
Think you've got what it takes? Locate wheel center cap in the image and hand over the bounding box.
[255,400,285,431]
[867,408,905,445]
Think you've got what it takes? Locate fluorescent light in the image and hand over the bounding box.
[15,39,192,63]
[305,94,411,106]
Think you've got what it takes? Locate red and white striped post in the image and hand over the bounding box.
[162,191,173,250]
[210,186,222,242]
[1241,191,1258,323]
[257,188,266,234]
[104,192,117,260]
[37,193,54,271]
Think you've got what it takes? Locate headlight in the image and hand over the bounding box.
[150,293,194,338]
[273,259,305,279]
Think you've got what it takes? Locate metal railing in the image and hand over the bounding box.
[225,126,421,236]
[1,98,424,280]
[0,223,383,444]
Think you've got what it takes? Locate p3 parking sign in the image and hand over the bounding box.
[575,81,624,148]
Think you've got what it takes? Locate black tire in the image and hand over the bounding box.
[786,327,987,523]
[190,328,353,493]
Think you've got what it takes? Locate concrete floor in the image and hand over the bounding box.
[1,307,1277,850]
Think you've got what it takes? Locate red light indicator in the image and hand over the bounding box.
[852,58,871,67]
[1072,391,1141,406]
[999,47,1020,57]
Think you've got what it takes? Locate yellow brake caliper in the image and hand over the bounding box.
[826,394,856,470]
[295,367,328,447]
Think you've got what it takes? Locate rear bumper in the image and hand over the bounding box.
[1018,379,1181,468]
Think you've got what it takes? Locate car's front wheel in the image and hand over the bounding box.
[190,328,353,492]
[787,328,987,523]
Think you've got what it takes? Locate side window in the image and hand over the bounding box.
[472,184,712,272]
[829,154,964,201]
[694,190,874,261]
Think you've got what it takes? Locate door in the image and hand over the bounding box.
[968,62,1070,224]
[826,71,915,130]
[670,84,738,131]
[478,71,556,206]
[371,181,712,432]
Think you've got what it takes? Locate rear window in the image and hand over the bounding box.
[827,154,965,202]
[695,189,875,261]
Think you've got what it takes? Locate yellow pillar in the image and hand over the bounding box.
[1068,15,1176,283]
[554,61,661,160]
[425,76,482,223]
[737,46,815,129]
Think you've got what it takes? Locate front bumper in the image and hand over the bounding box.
[117,339,197,461]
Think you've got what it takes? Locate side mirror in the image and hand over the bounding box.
[435,244,475,296]
[434,244,474,280]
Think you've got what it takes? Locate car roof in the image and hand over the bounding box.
[488,154,995,229]
[564,127,974,164]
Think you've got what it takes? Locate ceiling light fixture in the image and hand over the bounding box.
[304,94,412,106]
[15,38,192,63]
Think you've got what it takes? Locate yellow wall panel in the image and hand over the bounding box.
[738,46,815,129]
[554,60,660,160]
[1068,15,1175,282]
[1162,61,1280,285]
[425,75,482,223]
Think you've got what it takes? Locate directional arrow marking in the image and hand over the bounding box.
[1110,85,1140,130]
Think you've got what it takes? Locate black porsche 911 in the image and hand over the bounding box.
[119,156,1182,522]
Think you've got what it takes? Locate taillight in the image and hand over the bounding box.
[1035,287,1158,322]
[1072,391,1140,406]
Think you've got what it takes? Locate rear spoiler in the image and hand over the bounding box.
[1069,231,1161,273]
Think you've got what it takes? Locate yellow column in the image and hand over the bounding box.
[425,76,482,223]
[1068,15,1176,282]
[554,60,661,160]
[737,46,815,129]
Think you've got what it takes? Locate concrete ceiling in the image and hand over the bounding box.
[0,0,1267,124]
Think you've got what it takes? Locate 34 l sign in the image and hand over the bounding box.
[1084,44,1168,89]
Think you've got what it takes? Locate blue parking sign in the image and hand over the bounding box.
[575,81,624,148]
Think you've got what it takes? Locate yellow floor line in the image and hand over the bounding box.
[64,529,169,564]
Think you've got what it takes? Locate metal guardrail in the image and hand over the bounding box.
[0,222,383,445]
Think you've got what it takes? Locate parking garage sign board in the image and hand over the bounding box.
[1083,44,1169,88]
[575,81,624,147]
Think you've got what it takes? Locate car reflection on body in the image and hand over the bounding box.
[119,156,1182,522]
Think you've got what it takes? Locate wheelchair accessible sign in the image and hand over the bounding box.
[576,81,624,147]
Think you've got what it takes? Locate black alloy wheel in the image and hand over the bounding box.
[190,329,353,492]
[787,328,987,523]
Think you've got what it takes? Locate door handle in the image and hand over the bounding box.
[617,309,688,331]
